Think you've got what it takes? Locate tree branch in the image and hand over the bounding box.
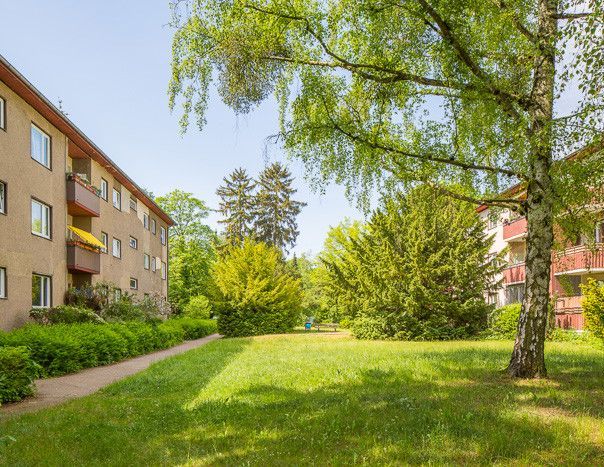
[327,117,526,179]
[492,0,537,43]
[416,0,528,118]
[423,180,526,209]
[246,3,528,108]
[553,12,591,20]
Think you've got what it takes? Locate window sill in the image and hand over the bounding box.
[32,231,52,241]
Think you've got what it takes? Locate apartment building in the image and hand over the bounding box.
[479,148,604,331]
[0,54,173,330]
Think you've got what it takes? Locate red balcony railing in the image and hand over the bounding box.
[503,217,527,241]
[66,241,101,274]
[503,262,525,284]
[553,244,604,275]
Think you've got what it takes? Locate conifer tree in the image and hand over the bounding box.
[322,187,502,340]
[254,162,306,253]
[216,168,256,244]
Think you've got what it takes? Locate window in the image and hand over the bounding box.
[0,181,5,214]
[144,253,150,270]
[129,196,137,212]
[112,188,121,210]
[129,236,138,249]
[0,267,6,298]
[151,219,156,235]
[0,97,5,130]
[160,226,166,245]
[161,261,167,280]
[143,213,149,230]
[101,232,108,253]
[130,277,138,290]
[100,179,108,201]
[32,274,51,308]
[31,199,51,238]
[505,284,525,305]
[113,288,122,301]
[31,124,50,168]
[151,256,156,272]
[487,213,498,230]
[112,238,121,258]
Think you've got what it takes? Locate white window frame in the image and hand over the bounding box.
[0,267,6,298]
[101,232,108,253]
[32,273,51,308]
[160,226,166,245]
[151,219,156,235]
[129,196,137,212]
[161,261,167,280]
[112,188,121,210]
[130,277,138,290]
[129,236,138,249]
[144,253,150,270]
[0,181,6,214]
[143,213,149,230]
[100,179,108,201]
[31,124,50,168]
[31,199,51,239]
[112,238,121,258]
[151,256,156,272]
[0,96,5,130]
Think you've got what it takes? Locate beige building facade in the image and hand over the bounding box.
[0,54,173,330]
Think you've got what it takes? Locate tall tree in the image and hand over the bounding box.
[156,190,217,310]
[216,168,256,244]
[169,0,604,377]
[322,187,501,340]
[254,162,306,253]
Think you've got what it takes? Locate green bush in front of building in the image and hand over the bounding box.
[1,318,217,378]
[0,346,41,405]
[581,279,604,339]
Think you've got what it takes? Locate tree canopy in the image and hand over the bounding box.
[169,0,604,377]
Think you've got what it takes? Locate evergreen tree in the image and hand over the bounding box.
[322,187,502,340]
[254,162,306,253]
[216,168,256,244]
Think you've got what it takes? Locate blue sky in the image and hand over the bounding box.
[0,0,363,256]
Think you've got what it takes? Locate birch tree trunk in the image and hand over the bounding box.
[507,0,557,378]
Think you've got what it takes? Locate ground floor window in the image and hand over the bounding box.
[505,284,525,305]
[32,274,51,307]
[0,267,6,298]
[130,277,138,290]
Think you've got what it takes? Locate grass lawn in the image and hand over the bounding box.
[1,334,603,465]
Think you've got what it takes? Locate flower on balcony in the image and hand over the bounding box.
[66,172,102,197]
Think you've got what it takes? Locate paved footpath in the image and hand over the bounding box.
[1,333,222,417]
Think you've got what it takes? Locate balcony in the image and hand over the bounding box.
[66,173,100,217]
[503,217,527,241]
[553,244,604,275]
[555,295,582,313]
[66,241,100,274]
[503,262,525,284]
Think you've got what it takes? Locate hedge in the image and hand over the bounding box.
[0,346,40,405]
[0,318,217,378]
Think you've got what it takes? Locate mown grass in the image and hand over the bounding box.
[1,334,603,465]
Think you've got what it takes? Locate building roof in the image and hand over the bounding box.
[476,142,604,213]
[0,53,174,226]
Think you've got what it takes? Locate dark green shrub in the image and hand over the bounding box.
[64,282,111,311]
[487,304,521,339]
[0,346,41,404]
[30,305,105,325]
[1,319,217,377]
[581,279,604,339]
[213,240,302,337]
[183,295,212,319]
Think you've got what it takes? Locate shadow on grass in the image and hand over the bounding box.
[1,341,603,465]
[155,345,604,464]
